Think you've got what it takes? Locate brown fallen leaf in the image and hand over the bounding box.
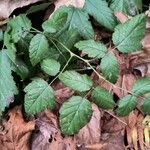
[31,110,77,150]
[52,81,74,104]
[54,0,85,10]
[0,106,35,150]
[75,104,101,146]
[0,0,42,20]
[114,12,129,23]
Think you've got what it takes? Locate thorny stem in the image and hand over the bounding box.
[52,38,136,96]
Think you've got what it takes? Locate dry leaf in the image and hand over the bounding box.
[0,106,35,150]
[31,110,77,150]
[54,0,85,10]
[53,81,74,104]
[75,104,101,146]
[114,12,129,23]
[0,0,42,20]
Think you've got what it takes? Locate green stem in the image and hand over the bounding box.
[49,55,72,85]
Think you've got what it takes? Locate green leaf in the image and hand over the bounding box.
[41,58,60,76]
[42,10,68,33]
[100,53,118,83]
[132,77,150,96]
[59,96,92,135]
[59,71,93,92]
[26,2,51,14]
[110,0,129,15]
[141,97,150,115]
[112,14,147,53]
[75,40,107,58]
[5,49,29,80]
[8,14,32,43]
[29,34,49,66]
[13,59,29,80]
[0,29,3,41]
[67,6,94,39]
[0,50,18,114]
[116,95,137,116]
[92,87,116,109]
[84,0,117,30]
[24,78,55,115]
[4,26,16,50]
[110,0,142,15]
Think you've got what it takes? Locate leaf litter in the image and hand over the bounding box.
[1,0,150,150]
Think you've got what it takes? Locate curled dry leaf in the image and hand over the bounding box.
[75,104,101,146]
[0,0,42,20]
[0,106,35,150]
[54,0,85,10]
[31,110,77,150]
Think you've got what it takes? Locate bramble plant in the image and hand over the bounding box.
[0,0,149,135]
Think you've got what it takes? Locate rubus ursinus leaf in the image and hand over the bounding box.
[116,95,137,116]
[141,97,150,115]
[112,14,147,53]
[92,87,116,109]
[59,71,93,92]
[41,58,60,76]
[132,77,150,96]
[29,34,49,66]
[42,10,68,33]
[59,96,93,135]
[83,0,117,30]
[67,6,94,39]
[24,78,55,115]
[8,14,32,43]
[110,0,142,15]
[26,2,51,14]
[74,40,107,58]
[110,0,129,15]
[5,49,29,80]
[100,53,119,83]
[0,50,18,114]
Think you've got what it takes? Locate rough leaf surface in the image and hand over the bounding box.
[113,14,146,53]
[0,50,18,113]
[75,40,107,58]
[59,96,93,135]
[83,0,117,30]
[24,78,55,115]
[59,71,93,92]
[92,86,116,109]
[117,95,137,116]
[100,52,119,83]
[29,34,49,66]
